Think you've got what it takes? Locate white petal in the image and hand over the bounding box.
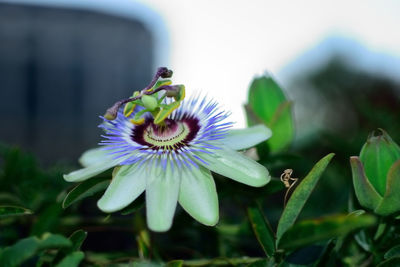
[97,163,146,212]
[63,160,118,182]
[195,146,271,187]
[178,165,218,226]
[222,125,272,151]
[79,147,110,167]
[146,162,181,232]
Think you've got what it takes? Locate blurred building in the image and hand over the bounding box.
[0,2,162,163]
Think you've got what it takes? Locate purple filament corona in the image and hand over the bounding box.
[98,96,233,170]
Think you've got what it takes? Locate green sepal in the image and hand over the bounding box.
[350,156,383,211]
[375,160,400,215]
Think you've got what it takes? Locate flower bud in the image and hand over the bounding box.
[350,129,400,215]
[360,130,400,196]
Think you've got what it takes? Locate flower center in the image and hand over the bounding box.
[131,117,200,150]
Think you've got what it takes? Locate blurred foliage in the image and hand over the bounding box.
[1,58,400,266]
[286,57,400,219]
[246,76,294,154]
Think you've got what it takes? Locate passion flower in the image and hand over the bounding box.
[64,68,272,231]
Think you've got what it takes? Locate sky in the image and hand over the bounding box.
[140,0,400,127]
[5,0,400,127]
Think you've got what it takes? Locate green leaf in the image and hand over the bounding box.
[0,193,23,206]
[261,178,286,195]
[285,245,325,265]
[373,221,387,240]
[55,251,84,267]
[166,260,184,267]
[377,257,400,267]
[120,195,145,215]
[384,244,400,259]
[0,233,71,267]
[0,237,39,267]
[354,229,371,252]
[137,236,150,259]
[375,160,400,215]
[276,153,335,243]
[348,211,372,252]
[68,230,87,252]
[0,205,32,218]
[183,257,263,266]
[247,258,276,267]
[278,214,376,250]
[53,230,87,264]
[37,233,72,250]
[31,203,63,236]
[247,205,275,257]
[62,176,110,208]
[247,75,294,153]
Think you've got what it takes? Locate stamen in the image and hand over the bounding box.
[103,67,185,125]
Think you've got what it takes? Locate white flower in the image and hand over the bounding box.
[64,69,272,232]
